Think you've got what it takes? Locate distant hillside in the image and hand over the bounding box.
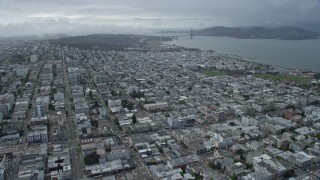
[51,34,173,50]
[293,21,320,33]
[194,26,320,40]
[0,34,69,41]
[40,34,70,40]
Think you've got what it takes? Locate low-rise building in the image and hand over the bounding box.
[107,149,130,161]
[167,115,195,129]
[26,126,48,143]
[144,102,169,111]
[288,151,313,167]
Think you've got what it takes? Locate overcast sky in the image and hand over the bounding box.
[0,0,320,37]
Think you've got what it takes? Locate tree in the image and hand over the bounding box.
[240,133,245,138]
[127,102,134,110]
[191,172,203,180]
[114,117,119,125]
[105,146,111,152]
[47,123,51,131]
[283,169,295,178]
[132,114,137,124]
[245,163,253,169]
[48,103,55,111]
[51,88,57,94]
[122,99,134,110]
[208,162,218,170]
[231,174,237,180]
[158,147,164,153]
[111,90,117,96]
[93,101,99,108]
[314,73,320,79]
[121,99,128,107]
[19,130,24,136]
[89,90,93,99]
[243,95,250,100]
[130,90,144,99]
[147,80,155,85]
[91,120,98,128]
[84,152,100,165]
[235,149,244,155]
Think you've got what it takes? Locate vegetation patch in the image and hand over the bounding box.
[256,74,312,85]
[84,152,100,165]
[130,90,144,99]
[202,69,227,77]
[121,99,134,110]
[2,55,30,65]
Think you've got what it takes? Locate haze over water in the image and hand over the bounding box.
[167,36,320,72]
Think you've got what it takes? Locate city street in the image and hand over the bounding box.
[61,48,84,179]
[10,55,47,180]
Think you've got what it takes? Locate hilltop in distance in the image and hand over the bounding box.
[193,26,320,40]
[160,26,320,40]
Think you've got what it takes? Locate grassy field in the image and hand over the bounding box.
[1,55,30,65]
[256,74,312,85]
[202,69,227,77]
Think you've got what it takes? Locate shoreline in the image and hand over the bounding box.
[161,41,319,74]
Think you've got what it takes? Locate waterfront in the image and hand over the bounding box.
[166,36,320,72]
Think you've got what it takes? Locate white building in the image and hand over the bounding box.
[210,132,233,147]
[149,164,182,179]
[108,100,122,113]
[241,116,265,126]
[144,102,168,111]
[84,159,124,176]
[167,115,195,129]
[242,169,272,180]
[31,54,38,62]
[294,127,316,136]
[33,96,50,118]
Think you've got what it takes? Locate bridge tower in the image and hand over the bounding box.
[190,28,193,40]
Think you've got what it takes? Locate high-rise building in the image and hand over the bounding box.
[69,73,81,85]
[0,93,15,117]
[33,104,46,118]
[33,96,49,118]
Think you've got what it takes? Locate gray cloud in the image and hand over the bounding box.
[0,0,319,37]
